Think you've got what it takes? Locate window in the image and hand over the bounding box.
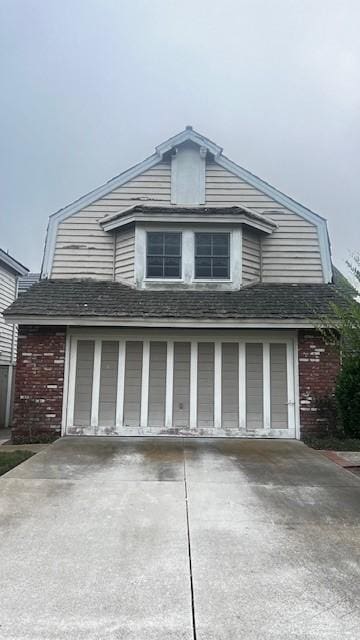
[146,232,182,279]
[195,233,230,279]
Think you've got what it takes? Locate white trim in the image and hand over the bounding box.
[293,333,301,440]
[165,341,174,427]
[156,127,222,158]
[68,327,297,341]
[286,341,296,431]
[140,340,150,427]
[0,248,28,276]
[115,340,126,428]
[67,337,78,428]
[91,339,101,428]
[238,342,246,429]
[61,331,71,436]
[263,342,271,431]
[190,341,198,429]
[214,341,222,429]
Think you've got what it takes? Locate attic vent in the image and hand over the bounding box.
[171,144,206,205]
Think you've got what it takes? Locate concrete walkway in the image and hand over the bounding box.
[0,437,360,639]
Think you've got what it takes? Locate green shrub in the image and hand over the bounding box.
[336,357,360,437]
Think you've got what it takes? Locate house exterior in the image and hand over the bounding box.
[4,127,343,442]
[0,249,28,428]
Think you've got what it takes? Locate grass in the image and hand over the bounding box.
[303,435,360,451]
[0,450,35,476]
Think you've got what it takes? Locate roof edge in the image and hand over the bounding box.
[0,249,28,276]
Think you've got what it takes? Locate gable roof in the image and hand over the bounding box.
[0,248,28,277]
[41,126,332,282]
[4,279,346,328]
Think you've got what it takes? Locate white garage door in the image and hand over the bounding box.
[65,332,297,438]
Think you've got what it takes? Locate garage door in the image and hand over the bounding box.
[66,334,296,437]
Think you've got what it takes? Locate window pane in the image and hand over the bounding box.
[213,257,229,278]
[195,234,211,257]
[147,232,164,255]
[164,256,181,277]
[147,255,163,277]
[213,234,229,256]
[195,257,212,278]
[165,233,181,256]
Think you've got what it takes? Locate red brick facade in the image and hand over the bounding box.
[12,326,66,443]
[298,330,340,435]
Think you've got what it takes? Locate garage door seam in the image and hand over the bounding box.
[183,440,197,640]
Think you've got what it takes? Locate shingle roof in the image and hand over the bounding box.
[3,279,348,322]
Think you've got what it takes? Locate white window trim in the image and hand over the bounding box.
[135,225,242,289]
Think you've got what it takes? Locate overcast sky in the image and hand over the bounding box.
[1,0,359,276]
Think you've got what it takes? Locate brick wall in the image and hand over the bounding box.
[298,330,340,435]
[12,326,66,443]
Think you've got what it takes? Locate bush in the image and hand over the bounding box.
[336,357,360,437]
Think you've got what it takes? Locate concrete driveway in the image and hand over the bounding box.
[1,438,360,640]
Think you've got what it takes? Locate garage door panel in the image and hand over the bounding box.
[73,340,94,426]
[197,342,214,428]
[123,341,143,427]
[221,343,239,428]
[173,342,191,428]
[99,341,118,427]
[148,342,167,427]
[270,343,288,429]
[246,343,263,430]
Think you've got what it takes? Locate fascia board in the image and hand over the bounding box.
[156,129,222,157]
[216,155,333,283]
[41,153,162,278]
[102,213,276,234]
[0,252,28,276]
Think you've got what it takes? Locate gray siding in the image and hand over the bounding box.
[148,341,166,427]
[173,342,191,428]
[52,163,171,279]
[206,162,324,283]
[98,341,118,426]
[0,265,17,365]
[115,227,135,284]
[242,229,261,284]
[74,340,94,425]
[221,343,239,428]
[197,342,214,428]
[123,341,143,427]
[270,343,288,429]
[246,343,263,429]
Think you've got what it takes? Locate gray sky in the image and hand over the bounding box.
[1,0,359,275]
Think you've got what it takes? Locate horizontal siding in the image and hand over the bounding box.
[115,226,135,284]
[206,162,324,283]
[242,229,261,285]
[0,266,16,364]
[52,162,171,279]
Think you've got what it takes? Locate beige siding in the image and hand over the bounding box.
[270,343,288,429]
[148,342,167,427]
[0,266,16,365]
[197,342,214,428]
[98,341,118,426]
[242,229,261,284]
[173,342,191,428]
[123,341,143,427]
[115,226,135,284]
[51,162,171,279]
[221,343,239,428]
[206,162,324,283]
[74,340,94,425]
[246,343,263,430]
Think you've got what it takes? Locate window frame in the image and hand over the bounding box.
[146,231,183,280]
[194,232,231,280]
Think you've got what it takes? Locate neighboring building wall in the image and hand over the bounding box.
[115,226,135,284]
[0,265,17,365]
[12,326,66,443]
[205,162,324,283]
[242,229,261,284]
[51,162,171,279]
[298,330,340,435]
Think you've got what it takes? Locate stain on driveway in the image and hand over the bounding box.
[0,437,360,639]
